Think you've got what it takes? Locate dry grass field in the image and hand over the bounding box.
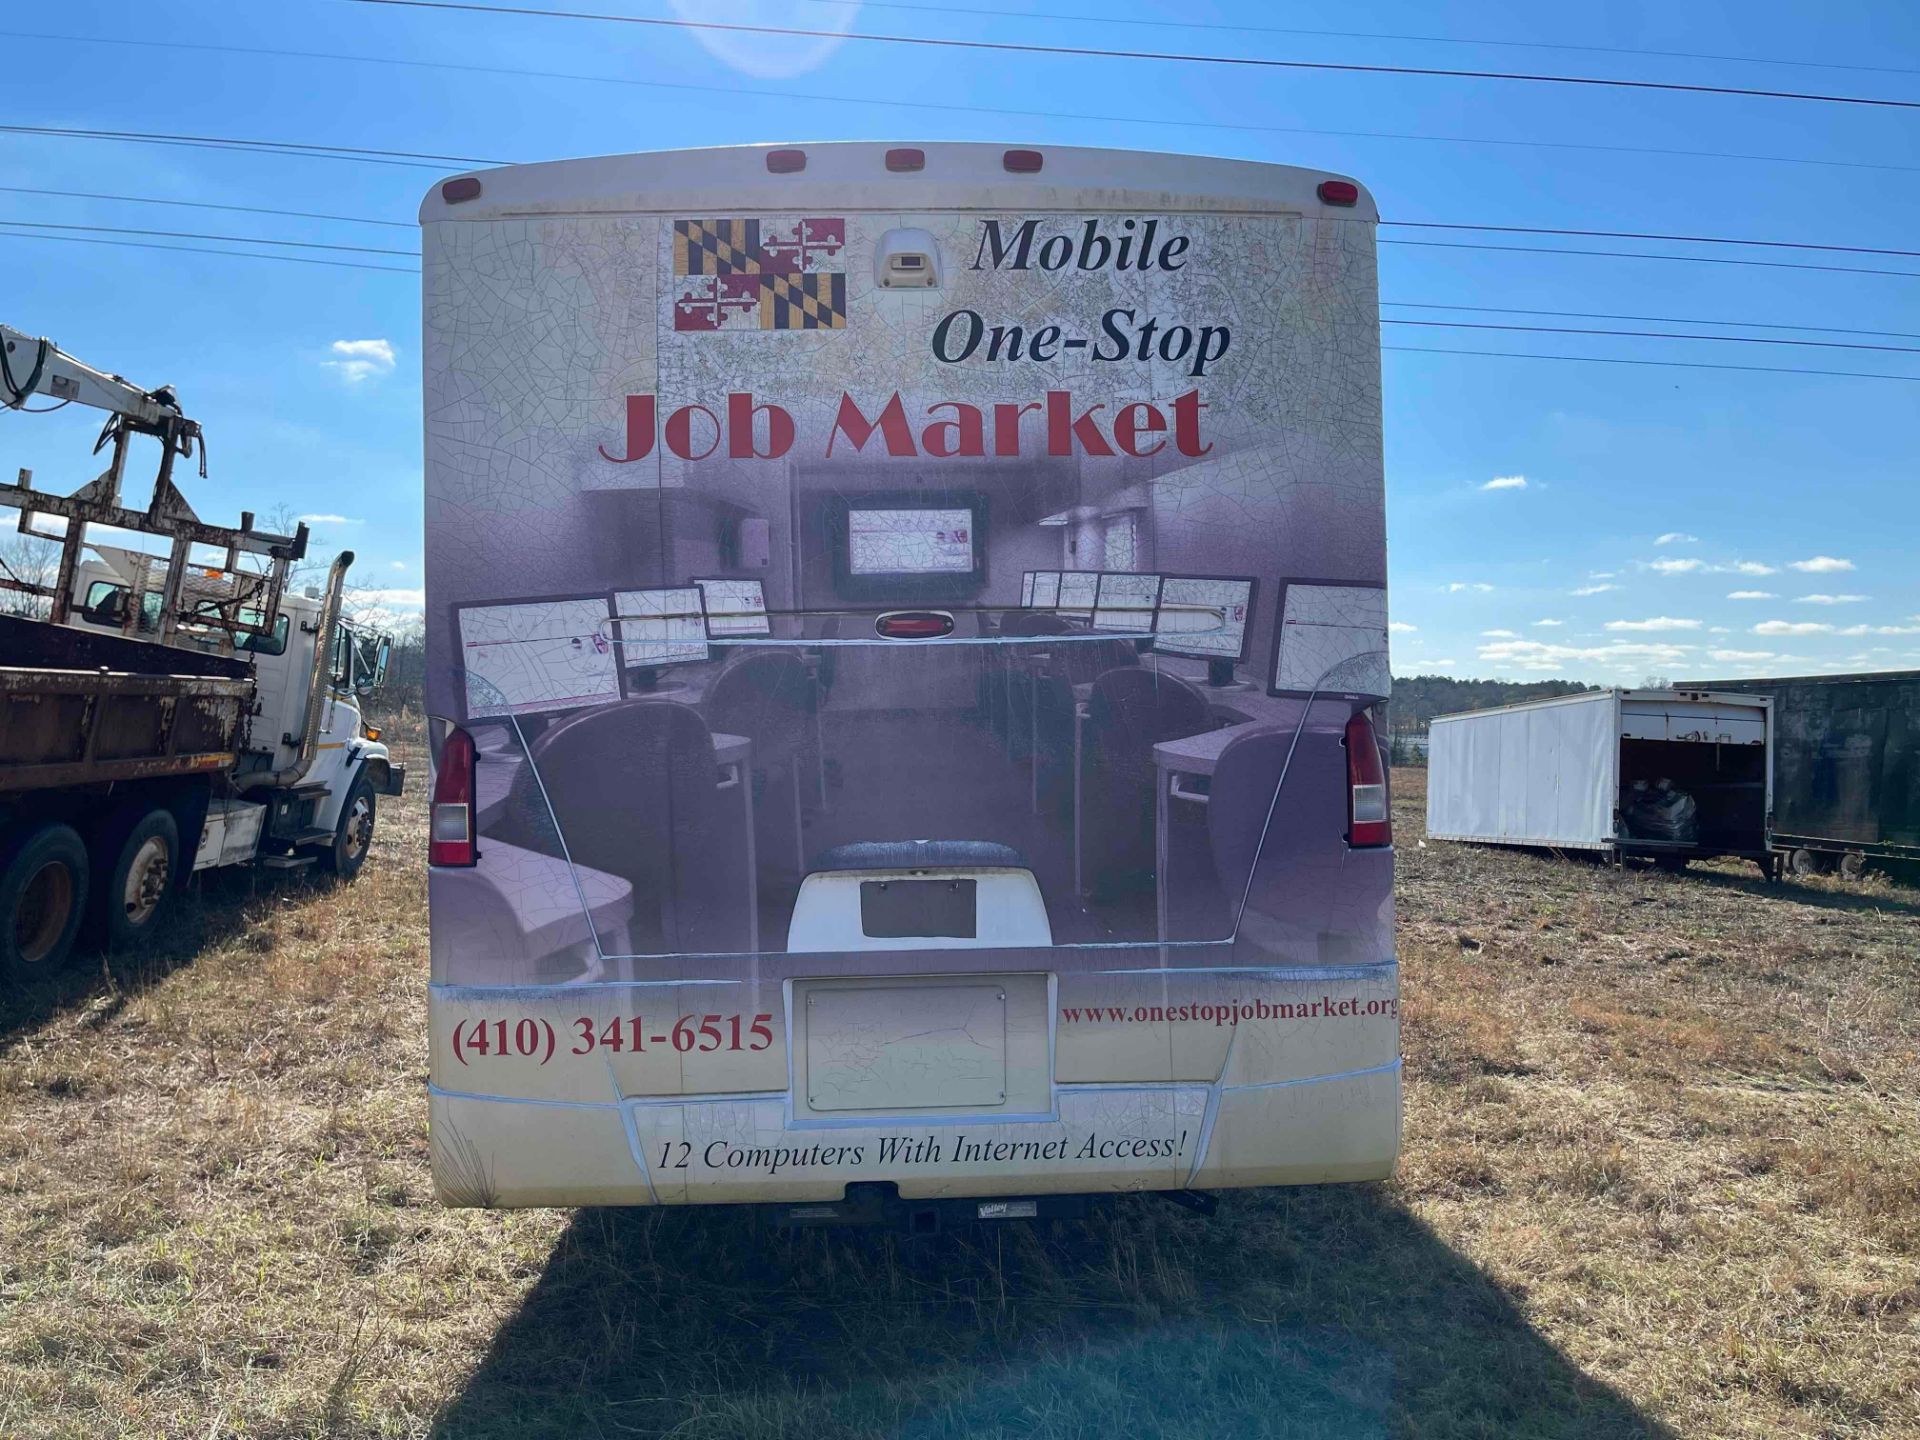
[2,753,1916,1438]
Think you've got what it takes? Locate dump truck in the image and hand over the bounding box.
[1,323,402,980]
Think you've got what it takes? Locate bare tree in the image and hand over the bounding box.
[0,531,59,618]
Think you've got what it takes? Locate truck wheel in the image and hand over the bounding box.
[1788,848,1831,877]
[100,808,181,951]
[1837,851,1867,882]
[0,823,90,981]
[322,773,376,879]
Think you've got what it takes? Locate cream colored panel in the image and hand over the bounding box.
[805,983,1007,1111]
[430,1090,649,1208]
[1192,1065,1401,1189]
[626,1088,1207,1205]
[791,972,1050,1121]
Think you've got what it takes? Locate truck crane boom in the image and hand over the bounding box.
[0,322,305,637]
[2,322,188,430]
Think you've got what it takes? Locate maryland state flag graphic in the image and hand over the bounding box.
[671,217,847,332]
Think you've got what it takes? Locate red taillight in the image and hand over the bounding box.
[441,177,482,204]
[875,611,955,639]
[885,147,926,172]
[429,727,478,867]
[1317,179,1360,207]
[1345,710,1391,847]
[766,148,806,173]
[1003,148,1043,173]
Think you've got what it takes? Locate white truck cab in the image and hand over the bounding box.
[64,548,402,877]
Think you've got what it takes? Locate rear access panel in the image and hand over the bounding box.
[793,973,1051,1121]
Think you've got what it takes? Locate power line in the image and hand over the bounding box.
[9,33,1918,179]
[0,122,503,169]
[24,181,1920,265]
[6,226,1913,380]
[1385,344,1920,382]
[1383,318,1920,354]
[13,197,1918,340]
[14,175,1920,295]
[1382,239,1920,279]
[790,0,1920,79]
[1379,302,1920,342]
[0,219,417,257]
[0,184,414,229]
[1385,220,1920,261]
[347,0,1920,111]
[0,229,417,273]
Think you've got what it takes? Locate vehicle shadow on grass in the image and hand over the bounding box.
[1684,864,1920,921]
[432,1185,1673,1440]
[0,865,325,1048]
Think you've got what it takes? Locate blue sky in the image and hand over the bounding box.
[4,0,1916,681]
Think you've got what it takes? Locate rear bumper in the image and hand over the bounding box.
[429,1064,1400,1208]
[426,963,1402,1208]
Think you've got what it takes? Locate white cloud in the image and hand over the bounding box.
[1835,623,1920,637]
[1654,533,1698,546]
[1445,582,1495,593]
[1796,593,1868,605]
[1710,649,1775,663]
[1481,474,1528,491]
[389,560,408,571]
[1788,555,1854,573]
[1571,583,1617,596]
[1709,626,1731,634]
[1479,638,1694,672]
[1388,621,1418,633]
[1589,571,1616,580]
[1648,557,1705,575]
[1533,618,1564,627]
[1481,628,1519,638]
[1725,561,1777,576]
[323,338,397,384]
[1605,617,1701,632]
[1726,590,1775,600]
[1753,620,1833,636]
[298,513,362,525]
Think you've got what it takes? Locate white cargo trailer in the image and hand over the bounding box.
[1426,689,1774,875]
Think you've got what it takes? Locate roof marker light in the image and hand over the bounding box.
[441,177,482,204]
[886,147,926,172]
[766,148,806,173]
[1003,149,1043,174]
[1317,180,1360,207]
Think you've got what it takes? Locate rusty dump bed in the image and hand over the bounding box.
[0,614,252,793]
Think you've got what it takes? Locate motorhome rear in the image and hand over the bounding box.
[421,144,1396,1218]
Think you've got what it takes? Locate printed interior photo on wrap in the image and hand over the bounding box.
[419,144,1395,1213]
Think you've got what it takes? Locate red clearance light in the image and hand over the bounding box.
[441,177,482,204]
[876,611,956,640]
[766,148,806,174]
[1003,149,1043,174]
[1317,180,1360,207]
[429,727,478,867]
[1345,710,1392,848]
[886,147,926,172]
